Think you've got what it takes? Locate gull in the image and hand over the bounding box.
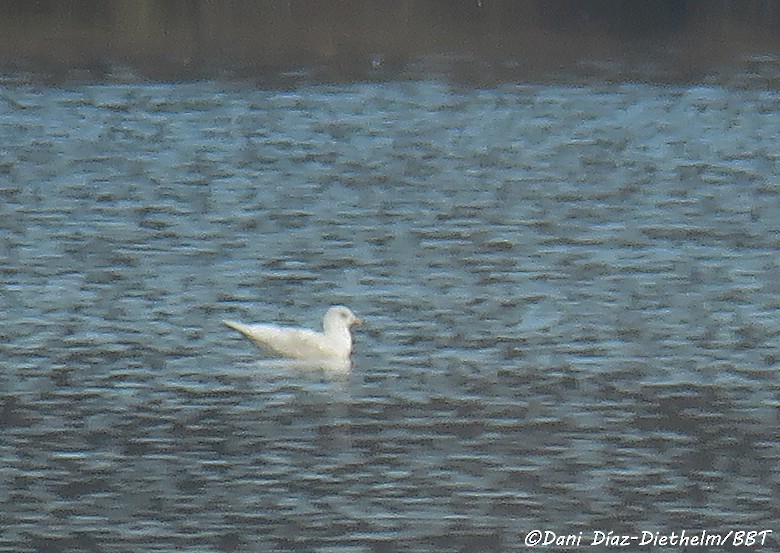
[222,306,362,365]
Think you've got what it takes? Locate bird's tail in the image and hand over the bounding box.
[222,320,255,338]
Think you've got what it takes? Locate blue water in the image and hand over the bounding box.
[1,80,778,552]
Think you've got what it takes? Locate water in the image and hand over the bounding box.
[1,79,779,552]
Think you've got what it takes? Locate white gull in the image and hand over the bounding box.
[222,306,362,365]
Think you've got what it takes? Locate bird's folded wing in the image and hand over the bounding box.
[223,321,341,360]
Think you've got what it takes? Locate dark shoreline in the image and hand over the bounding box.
[1,0,780,84]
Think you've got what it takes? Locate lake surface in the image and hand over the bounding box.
[1,78,779,552]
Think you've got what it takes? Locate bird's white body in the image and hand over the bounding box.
[223,306,361,363]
